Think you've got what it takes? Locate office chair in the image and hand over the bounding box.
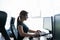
[0,11,10,40]
[10,17,18,40]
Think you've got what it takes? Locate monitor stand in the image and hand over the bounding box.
[49,31,52,34]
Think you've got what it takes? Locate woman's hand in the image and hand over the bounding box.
[32,31,40,37]
[34,33,40,37]
[36,30,41,33]
[33,30,41,37]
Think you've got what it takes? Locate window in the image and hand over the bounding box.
[24,18,43,31]
[0,0,60,30]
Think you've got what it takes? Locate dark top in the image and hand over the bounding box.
[17,20,29,40]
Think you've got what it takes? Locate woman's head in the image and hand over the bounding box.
[19,10,28,20]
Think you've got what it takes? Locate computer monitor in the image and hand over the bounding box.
[54,14,60,39]
[43,16,53,32]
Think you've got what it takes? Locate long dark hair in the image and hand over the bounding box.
[19,10,28,18]
[17,10,28,21]
[17,16,19,22]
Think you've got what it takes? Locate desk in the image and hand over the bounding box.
[44,34,52,40]
[29,34,52,40]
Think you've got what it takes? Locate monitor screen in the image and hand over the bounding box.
[43,17,52,31]
[54,14,60,39]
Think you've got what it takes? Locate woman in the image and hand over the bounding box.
[17,10,41,40]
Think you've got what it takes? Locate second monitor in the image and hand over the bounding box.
[43,16,53,33]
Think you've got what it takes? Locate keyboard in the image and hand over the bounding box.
[39,31,49,36]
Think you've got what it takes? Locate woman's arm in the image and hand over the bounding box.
[28,29,41,33]
[18,25,37,37]
[28,29,36,33]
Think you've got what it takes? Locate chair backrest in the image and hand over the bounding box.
[0,11,7,27]
[10,17,18,40]
[0,11,10,40]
